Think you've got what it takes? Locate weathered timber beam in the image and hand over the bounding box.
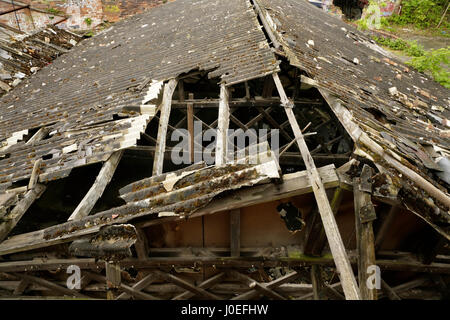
[116,272,160,300]
[105,262,121,300]
[68,151,123,221]
[26,127,49,145]
[230,209,240,257]
[273,72,361,300]
[187,92,194,163]
[87,271,160,300]
[153,270,220,300]
[381,278,401,300]
[169,98,322,108]
[152,78,178,176]
[0,183,46,243]
[2,255,450,273]
[216,84,230,166]
[27,159,42,190]
[231,271,299,300]
[12,279,29,295]
[353,166,377,300]
[228,270,286,300]
[14,273,88,298]
[311,265,325,300]
[172,272,226,300]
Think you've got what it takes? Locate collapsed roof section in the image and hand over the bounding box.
[0,0,278,190]
[254,0,450,235]
[0,25,80,96]
[0,0,449,301]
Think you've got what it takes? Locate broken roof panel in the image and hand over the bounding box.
[0,149,280,255]
[256,0,449,192]
[0,0,278,188]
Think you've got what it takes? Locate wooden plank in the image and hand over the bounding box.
[230,209,240,257]
[231,271,298,300]
[2,255,450,273]
[87,271,160,300]
[272,73,361,300]
[0,183,46,243]
[12,279,29,295]
[381,278,401,300]
[187,93,194,163]
[172,272,226,300]
[311,265,325,300]
[26,127,49,145]
[105,262,121,300]
[152,78,178,175]
[27,159,42,190]
[154,270,220,300]
[68,151,123,221]
[116,272,160,300]
[14,273,88,298]
[229,270,287,300]
[353,173,377,300]
[216,84,230,166]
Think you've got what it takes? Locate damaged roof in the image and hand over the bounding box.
[0,0,278,190]
[256,0,450,182]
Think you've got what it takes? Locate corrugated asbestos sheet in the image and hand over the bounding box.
[0,0,278,190]
[0,25,80,95]
[0,150,280,255]
[256,0,449,186]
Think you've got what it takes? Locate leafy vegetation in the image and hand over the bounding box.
[46,7,64,16]
[407,47,450,88]
[373,36,425,56]
[84,17,93,27]
[388,0,448,29]
[373,35,449,88]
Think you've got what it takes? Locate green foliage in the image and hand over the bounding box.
[356,18,370,30]
[46,7,64,16]
[373,36,425,56]
[373,36,409,50]
[405,40,425,57]
[388,0,448,29]
[84,17,92,26]
[407,46,450,88]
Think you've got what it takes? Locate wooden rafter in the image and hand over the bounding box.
[230,209,240,257]
[153,270,220,300]
[272,72,361,300]
[172,272,226,300]
[68,150,123,221]
[216,83,230,165]
[228,270,286,300]
[0,183,46,243]
[116,272,160,300]
[230,271,299,300]
[13,273,88,298]
[153,78,178,176]
[353,165,377,300]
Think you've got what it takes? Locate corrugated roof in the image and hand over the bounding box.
[256,0,449,189]
[0,0,278,189]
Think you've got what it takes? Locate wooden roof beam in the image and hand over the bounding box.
[272,72,361,300]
